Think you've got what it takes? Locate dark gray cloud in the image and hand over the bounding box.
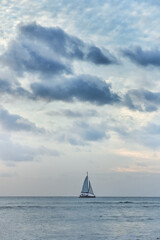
[86,46,113,65]
[0,41,70,77]
[0,22,117,86]
[1,74,120,107]
[0,78,13,94]
[0,22,120,108]
[31,75,120,105]
[19,22,116,65]
[20,48,70,75]
[123,46,160,67]
[14,86,33,99]
[124,89,160,112]
[19,22,84,60]
[0,78,32,99]
[0,108,44,133]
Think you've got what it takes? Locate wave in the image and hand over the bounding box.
[0,205,57,210]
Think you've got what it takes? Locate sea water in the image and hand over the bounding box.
[0,197,160,240]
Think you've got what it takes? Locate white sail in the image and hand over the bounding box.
[88,181,94,195]
[81,176,89,193]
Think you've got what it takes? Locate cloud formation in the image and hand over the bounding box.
[31,75,120,105]
[0,22,120,107]
[123,46,160,67]
[0,41,70,77]
[0,107,44,133]
[2,22,160,114]
[124,89,160,112]
[0,78,32,99]
[0,78,13,94]
[19,22,117,66]
[57,120,109,146]
[74,121,109,142]
[115,121,160,149]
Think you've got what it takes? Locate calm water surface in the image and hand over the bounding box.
[0,197,160,240]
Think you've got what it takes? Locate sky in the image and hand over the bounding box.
[0,0,160,196]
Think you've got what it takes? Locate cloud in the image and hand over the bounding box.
[114,120,160,149]
[0,75,120,107]
[123,46,160,67]
[19,22,84,60]
[47,109,98,118]
[57,120,109,146]
[86,46,114,65]
[0,40,70,77]
[19,22,117,65]
[0,134,59,162]
[124,89,160,112]
[0,107,44,133]
[31,74,120,105]
[0,78,12,93]
[142,124,160,148]
[143,123,160,136]
[0,22,119,107]
[0,134,36,162]
[75,121,109,142]
[0,78,32,98]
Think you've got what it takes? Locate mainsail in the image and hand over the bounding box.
[79,173,95,198]
[81,176,89,193]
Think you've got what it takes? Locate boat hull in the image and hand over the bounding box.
[79,194,96,198]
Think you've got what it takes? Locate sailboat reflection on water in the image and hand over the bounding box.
[79,172,96,198]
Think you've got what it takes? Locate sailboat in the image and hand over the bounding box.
[79,172,96,198]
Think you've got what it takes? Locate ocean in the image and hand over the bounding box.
[0,197,159,240]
